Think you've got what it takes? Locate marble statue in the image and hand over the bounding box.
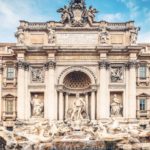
[57,0,97,27]
[99,27,109,44]
[111,67,123,82]
[130,28,139,45]
[110,94,123,117]
[71,94,86,121]
[31,94,44,117]
[83,6,98,26]
[48,28,56,44]
[57,5,71,24]
[15,28,25,45]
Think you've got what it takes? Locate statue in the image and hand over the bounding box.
[110,94,123,117]
[57,5,71,24]
[83,6,98,26]
[15,28,25,45]
[99,27,109,44]
[111,67,123,83]
[31,94,44,117]
[71,94,86,121]
[130,28,139,45]
[48,28,56,44]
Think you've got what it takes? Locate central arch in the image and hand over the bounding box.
[57,66,97,120]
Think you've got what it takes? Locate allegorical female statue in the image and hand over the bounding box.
[110,94,123,117]
[31,94,44,118]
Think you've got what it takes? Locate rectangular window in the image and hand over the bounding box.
[5,99,13,115]
[139,66,146,80]
[7,67,14,80]
[140,99,146,111]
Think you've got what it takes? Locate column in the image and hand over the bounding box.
[65,93,69,115]
[59,91,64,120]
[0,64,3,121]
[24,65,30,120]
[46,60,57,120]
[91,91,95,120]
[85,93,88,115]
[17,60,25,120]
[98,60,109,119]
[128,61,137,119]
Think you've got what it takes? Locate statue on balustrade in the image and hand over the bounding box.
[31,94,44,118]
[67,93,87,121]
[130,27,139,45]
[15,28,25,45]
[110,94,123,117]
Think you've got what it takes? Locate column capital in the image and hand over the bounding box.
[126,60,139,69]
[17,60,30,70]
[99,60,110,69]
[44,60,56,70]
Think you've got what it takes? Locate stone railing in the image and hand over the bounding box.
[136,110,150,119]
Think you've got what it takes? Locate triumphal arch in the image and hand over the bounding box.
[0,0,150,149]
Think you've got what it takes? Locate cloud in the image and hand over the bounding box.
[118,0,139,18]
[100,13,124,22]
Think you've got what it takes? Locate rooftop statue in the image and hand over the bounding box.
[57,0,98,27]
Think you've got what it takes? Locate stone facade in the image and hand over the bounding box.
[0,0,150,127]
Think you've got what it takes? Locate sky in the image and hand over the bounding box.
[0,0,150,43]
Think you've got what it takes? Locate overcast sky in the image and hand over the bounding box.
[0,0,150,43]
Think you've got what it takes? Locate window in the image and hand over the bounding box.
[5,98,13,115]
[7,67,14,80]
[139,65,147,80]
[140,99,146,111]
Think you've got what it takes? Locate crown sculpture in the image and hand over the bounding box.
[57,0,98,27]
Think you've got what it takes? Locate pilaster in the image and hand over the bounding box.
[0,62,3,121]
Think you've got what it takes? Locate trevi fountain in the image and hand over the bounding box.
[0,0,150,149]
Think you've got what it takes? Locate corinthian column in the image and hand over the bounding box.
[45,61,57,121]
[17,61,26,120]
[128,60,137,119]
[91,91,95,120]
[0,64,3,121]
[98,60,109,119]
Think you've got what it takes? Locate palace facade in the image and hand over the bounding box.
[0,0,150,127]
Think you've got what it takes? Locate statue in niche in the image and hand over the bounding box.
[111,67,123,83]
[15,28,25,45]
[110,94,123,117]
[99,27,109,44]
[48,28,56,44]
[130,28,139,45]
[68,94,87,121]
[31,68,44,83]
[31,94,44,118]
[57,5,71,24]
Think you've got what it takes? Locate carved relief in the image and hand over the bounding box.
[99,27,110,44]
[110,66,123,83]
[31,67,45,83]
[110,94,123,117]
[31,94,44,118]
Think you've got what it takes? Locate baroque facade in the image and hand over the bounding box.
[0,0,150,127]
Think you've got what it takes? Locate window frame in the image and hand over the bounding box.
[139,64,147,80]
[6,66,15,80]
